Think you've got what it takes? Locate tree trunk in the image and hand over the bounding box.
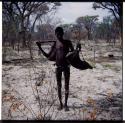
[22,31,27,48]
[88,30,91,40]
[21,18,27,48]
[27,33,33,60]
[18,40,20,53]
[118,3,123,48]
[120,19,122,49]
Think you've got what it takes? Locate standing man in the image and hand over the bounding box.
[36,27,74,111]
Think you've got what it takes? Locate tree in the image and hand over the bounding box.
[59,24,73,40]
[76,15,98,40]
[93,2,123,46]
[3,2,20,49]
[3,2,61,47]
[92,16,120,46]
[103,16,112,42]
[36,24,55,40]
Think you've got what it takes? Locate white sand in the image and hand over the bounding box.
[2,42,122,120]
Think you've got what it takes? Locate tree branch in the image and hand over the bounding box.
[100,3,119,22]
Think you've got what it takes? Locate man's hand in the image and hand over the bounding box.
[76,43,81,51]
[36,42,41,47]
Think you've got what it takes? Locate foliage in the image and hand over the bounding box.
[3,2,61,48]
[93,2,122,46]
[76,15,98,40]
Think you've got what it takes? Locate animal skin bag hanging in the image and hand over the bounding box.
[66,49,93,70]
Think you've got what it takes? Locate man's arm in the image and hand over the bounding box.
[48,42,56,56]
[36,42,49,58]
[36,41,56,61]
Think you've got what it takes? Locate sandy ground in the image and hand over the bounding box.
[2,41,122,120]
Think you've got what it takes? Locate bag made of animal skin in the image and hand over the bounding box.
[66,50,93,70]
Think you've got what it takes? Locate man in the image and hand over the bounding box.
[36,27,74,111]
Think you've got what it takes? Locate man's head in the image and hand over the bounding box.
[55,27,64,40]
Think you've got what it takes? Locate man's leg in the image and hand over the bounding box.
[56,67,63,110]
[64,66,70,111]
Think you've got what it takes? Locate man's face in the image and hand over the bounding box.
[55,31,63,40]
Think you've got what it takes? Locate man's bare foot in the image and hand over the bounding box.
[64,106,69,111]
[57,104,63,110]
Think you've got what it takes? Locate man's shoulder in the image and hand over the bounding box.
[64,39,71,41]
[64,39,72,43]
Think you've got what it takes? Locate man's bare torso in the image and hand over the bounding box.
[56,39,73,67]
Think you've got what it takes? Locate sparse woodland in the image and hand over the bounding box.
[2,2,122,120]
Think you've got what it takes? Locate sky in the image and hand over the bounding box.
[54,2,111,24]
